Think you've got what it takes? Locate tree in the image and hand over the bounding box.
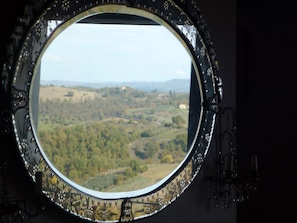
[161,154,174,163]
[172,115,186,128]
[66,91,74,97]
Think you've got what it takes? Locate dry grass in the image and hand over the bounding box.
[103,163,179,192]
[39,86,96,102]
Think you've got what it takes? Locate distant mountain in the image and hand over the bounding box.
[40,79,191,92]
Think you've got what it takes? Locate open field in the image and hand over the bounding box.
[86,163,180,192]
[39,85,97,101]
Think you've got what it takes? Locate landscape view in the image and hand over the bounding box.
[37,20,193,192]
[36,80,190,192]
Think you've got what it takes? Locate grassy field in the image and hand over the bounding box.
[39,85,97,101]
[96,163,179,192]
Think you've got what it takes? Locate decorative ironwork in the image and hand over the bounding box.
[208,106,258,208]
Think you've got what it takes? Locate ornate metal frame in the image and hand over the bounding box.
[1,0,222,222]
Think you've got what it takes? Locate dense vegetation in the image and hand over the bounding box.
[38,85,188,126]
[37,85,189,191]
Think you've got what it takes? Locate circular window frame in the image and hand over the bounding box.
[4,0,221,222]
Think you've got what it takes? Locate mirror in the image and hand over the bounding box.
[34,15,192,193]
[9,1,219,222]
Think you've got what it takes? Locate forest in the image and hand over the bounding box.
[37,85,190,192]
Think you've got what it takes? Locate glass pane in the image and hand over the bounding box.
[36,17,192,192]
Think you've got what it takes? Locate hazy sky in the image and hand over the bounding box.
[41,23,192,83]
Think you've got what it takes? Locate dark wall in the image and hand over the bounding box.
[0,1,239,223]
[236,0,297,222]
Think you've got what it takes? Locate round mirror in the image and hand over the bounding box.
[6,1,221,222]
[35,18,192,193]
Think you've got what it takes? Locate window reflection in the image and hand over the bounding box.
[35,18,192,192]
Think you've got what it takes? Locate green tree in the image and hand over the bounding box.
[172,115,186,128]
[66,91,74,97]
[161,154,174,163]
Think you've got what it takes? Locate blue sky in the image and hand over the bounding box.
[41,23,192,83]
